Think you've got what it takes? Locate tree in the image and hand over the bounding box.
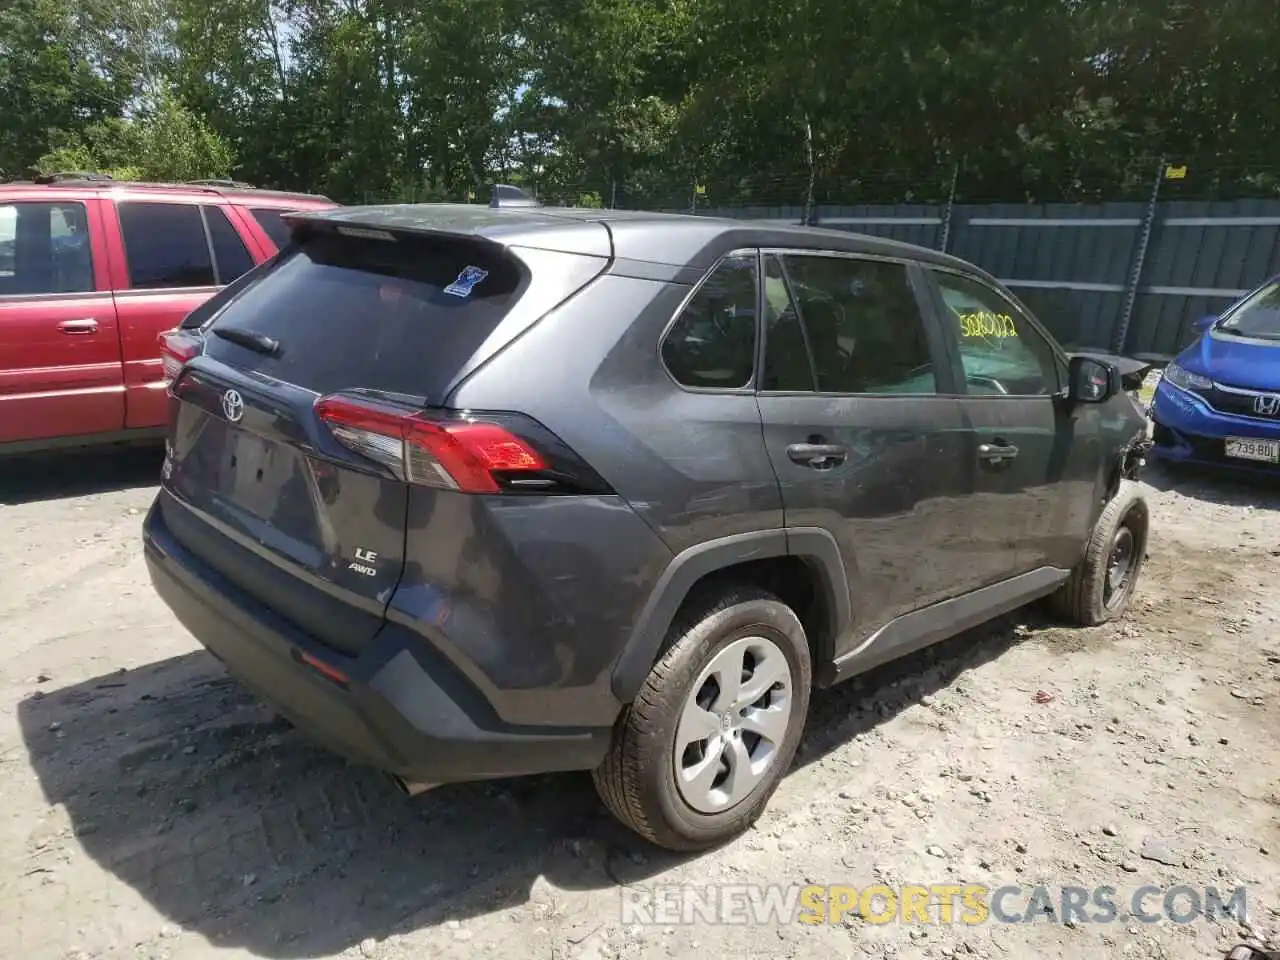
[39,91,234,182]
[0,0,136,177]
[4,0,1277,202]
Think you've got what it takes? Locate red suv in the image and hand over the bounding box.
[0,174,334,453]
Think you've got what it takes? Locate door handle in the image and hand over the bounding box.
[978,441,1019,464]
[786,442,848,469]
[57,318,99,335]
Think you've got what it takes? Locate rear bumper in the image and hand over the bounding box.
[143,501,612,783]
[1150,381,1280,473]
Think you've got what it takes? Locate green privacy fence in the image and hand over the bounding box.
[695,199,1280,361]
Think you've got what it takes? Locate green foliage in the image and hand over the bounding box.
[3,0,1277,201]
[0,0,136,179]
[38,93,233,182]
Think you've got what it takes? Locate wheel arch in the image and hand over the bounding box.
[611,528,852,702]
[1093,428,1152,532]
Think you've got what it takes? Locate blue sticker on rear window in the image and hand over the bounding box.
[443,265,489,298]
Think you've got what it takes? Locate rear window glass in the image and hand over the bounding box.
[202,230,526,398]
[250,208,292,248]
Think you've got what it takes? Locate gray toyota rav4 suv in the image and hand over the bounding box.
[144,198,1153,851]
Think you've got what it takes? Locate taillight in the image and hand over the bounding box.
[159,329,203,381]
[315,394,551,494]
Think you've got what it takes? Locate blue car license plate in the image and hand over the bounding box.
[1224,436,1280,463]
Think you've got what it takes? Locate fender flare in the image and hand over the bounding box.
[610,527,852,701]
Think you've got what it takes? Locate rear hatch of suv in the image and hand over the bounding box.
[157,212,610,657]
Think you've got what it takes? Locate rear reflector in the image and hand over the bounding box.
[315,394,548,493]
[159,329,203,381]
[294,649,350,686]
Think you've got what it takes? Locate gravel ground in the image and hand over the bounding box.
[0,444,1277,960]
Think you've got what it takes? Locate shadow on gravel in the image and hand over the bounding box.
[0,443,163,505]
[18,613,1034,957]
[1143,459,1280,510]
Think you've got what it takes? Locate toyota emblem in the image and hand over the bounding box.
[221,389,245,423]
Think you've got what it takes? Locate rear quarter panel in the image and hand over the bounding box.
[415,264,788,727]
[449,271,785,554]
[221,203,272,259]
[223,198,336,257]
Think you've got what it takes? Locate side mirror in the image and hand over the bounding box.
[1068,355,1118,403]
[1191,314,1217,333]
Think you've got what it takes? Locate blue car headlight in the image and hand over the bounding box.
[1164,361,1213,392]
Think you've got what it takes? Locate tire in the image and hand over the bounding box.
[593,586,812,852]
[1049,479,1150,626]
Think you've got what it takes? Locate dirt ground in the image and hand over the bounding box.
[0,446,1277,960]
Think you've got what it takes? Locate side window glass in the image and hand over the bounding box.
[118,202,215,289]
[250,208,292,248]
[761,255,816,391]
[662,254,758,389]
[0,202,94,296]
[204,207,255,284]
[932,271,1059,397]
[781,255,937,394]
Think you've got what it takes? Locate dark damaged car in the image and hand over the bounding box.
[143,197,1153,851]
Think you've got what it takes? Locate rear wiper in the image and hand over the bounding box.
[213,327,281,355]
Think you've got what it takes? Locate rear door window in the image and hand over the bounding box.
[202,230,526,398]
[118,202,216,289]
[205,207,255,283]
[778,254,938,394]
[760,254,816,391]
[0,201,94,295]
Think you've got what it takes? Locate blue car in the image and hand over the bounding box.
[1151,275,1280,472]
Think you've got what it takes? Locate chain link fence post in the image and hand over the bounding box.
[939,160,960,253]
[1114,157,1165,354]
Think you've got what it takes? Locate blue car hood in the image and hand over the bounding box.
[1184,331,1280,390]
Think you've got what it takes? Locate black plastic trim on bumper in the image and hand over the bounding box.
[143,502,611,783]
[1152,420,1280,473]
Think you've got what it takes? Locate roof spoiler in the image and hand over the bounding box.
[490,184,539,209]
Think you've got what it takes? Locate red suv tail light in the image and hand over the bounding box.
[315,394,551,494]
[159,329,203,381]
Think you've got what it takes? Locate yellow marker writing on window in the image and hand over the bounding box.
[959,311,1017,338]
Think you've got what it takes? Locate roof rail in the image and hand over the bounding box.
[33,171,114,184]
[186,178,255,189]
[490,184,539,209]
